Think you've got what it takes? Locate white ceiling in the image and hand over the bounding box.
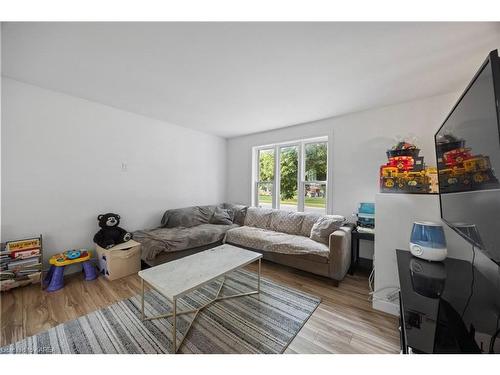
[2,22,500,138]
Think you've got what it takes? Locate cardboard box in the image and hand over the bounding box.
[95,240,141,281]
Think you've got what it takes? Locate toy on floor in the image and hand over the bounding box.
[44,249,97,292]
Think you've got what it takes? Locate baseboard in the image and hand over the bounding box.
[373,299,399,316]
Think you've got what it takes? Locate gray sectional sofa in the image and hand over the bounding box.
[133,203,246,266]
[225,207,352,285]
[134,204,352,284]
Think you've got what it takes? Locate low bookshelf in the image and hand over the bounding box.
[0,235,43,292]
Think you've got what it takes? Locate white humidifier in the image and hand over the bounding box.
[409,221,447,262]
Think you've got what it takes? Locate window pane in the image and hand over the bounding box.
[258,149,274,181]
[257,181,273,209]
[304,182,327,214]
[280,146,298,211]
[305,142,327,181]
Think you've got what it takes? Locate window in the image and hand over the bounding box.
[253,137,329,214]
[304,142,327,213]
[279,145,299,211]
[257,148,274,209]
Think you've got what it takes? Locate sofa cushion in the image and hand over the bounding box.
[269,210,304,235]
[209,207,234,225]
[225,226,329,258]
[310,216,345,245]
[134,223,239,260]
[244,207,274,229]
[300,213,321,237]
[160,205,217,228]
[222,203,248,226]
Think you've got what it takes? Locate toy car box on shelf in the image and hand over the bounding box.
[380,141,435,193]
[95,240,141,281]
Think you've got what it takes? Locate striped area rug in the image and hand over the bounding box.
[1,269,320,354]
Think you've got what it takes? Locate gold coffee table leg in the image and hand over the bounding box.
[141,278,145,321]
[172,299,177,353]
[258,258,261,294]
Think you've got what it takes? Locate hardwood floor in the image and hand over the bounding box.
[0,260,400,353]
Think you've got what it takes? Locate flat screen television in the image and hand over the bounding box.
[435,49,500,266]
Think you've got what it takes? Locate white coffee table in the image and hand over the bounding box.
[138,244,262,353]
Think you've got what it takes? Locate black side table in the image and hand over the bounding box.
[349,229,374,274]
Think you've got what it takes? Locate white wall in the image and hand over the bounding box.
[1,78,227,267]
[226,92,459,259]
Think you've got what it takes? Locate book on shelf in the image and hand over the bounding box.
[7,258,40,270]
[0,271,16,280]
[6,238,41,253]
[16,270,42,277]
[17,265,42,272]
[14,275,30,281]
[1,277,39,291]
[10,248,40,259]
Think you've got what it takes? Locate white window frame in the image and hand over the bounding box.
[255,147,275,209]
[252,136,329,213]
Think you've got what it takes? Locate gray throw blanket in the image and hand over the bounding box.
[133,204,247,261]
[134,223,239,260]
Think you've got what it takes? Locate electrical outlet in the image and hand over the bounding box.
[121,162,128,172]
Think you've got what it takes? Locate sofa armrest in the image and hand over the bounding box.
[328,225,352,281]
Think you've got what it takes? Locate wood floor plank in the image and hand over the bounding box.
[22,283,52,338]
[285,334,333,354]
[0,260,400,353]
[0,287,25,345]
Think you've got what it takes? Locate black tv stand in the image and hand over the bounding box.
[396,249,499,354]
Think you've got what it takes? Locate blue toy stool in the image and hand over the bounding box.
[44,249,97,292]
